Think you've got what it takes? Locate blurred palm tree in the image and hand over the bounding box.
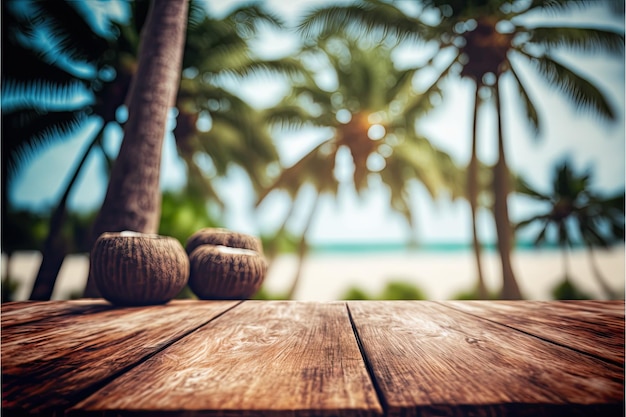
[516,160,624,299]
[3,1,297,299]
[173,5,302,201]
[2,0,129,300]
[299,0,624,299]
[258,34,464,298]
[85,0,190,298]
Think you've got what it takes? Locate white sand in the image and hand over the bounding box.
[3,247,624,301]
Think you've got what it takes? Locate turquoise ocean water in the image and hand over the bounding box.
[309,241,583,254]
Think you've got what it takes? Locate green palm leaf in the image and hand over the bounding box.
[509,64,540,135]
[2,79,90,112]
[2,109,89,179]
[26,0,111,66]
[257,139,339,203]
[263,106,328,130]
[526,0,603,14]
[530,54,615,120]
[526,26,624,55]
[226,4,283,37]
[515,178,551,201]
[299,1,426,43]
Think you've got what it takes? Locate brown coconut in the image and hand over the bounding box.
[185,228,263,255]
[90,231,189,306]
[188,245,267,300]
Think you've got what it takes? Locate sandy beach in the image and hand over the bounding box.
[4,246,624,301]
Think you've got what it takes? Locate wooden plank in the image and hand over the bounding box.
[443,301,625,365]
[553,300,625,316]
[348,301,624,417]
[1,299,111,328]
[2,300,239,415]
[70,301,383,417]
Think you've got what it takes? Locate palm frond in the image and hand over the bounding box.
[290,85,334,109]
[2,79,91,112]
[257,139,339,204]
[402,55,457,123]
[509,64,540,136]
[299,1,426,43]
[385,67,418,104]
[29,0,110,65]
[515,177,551,201]
[263,106,324,130]
[532,220,550,246]
[383,137,457,200]
[515,215,546,231]
[188,1,208,30]
[217,112,278,163]
[380,164,414,229]
[526,0,601,14]
[577,215,611,247]
[1,33,93,86]
[526,26,624,55]
[2,109,90,179]
[530,54,615,120]
[218,57,305,79]
[403,82,443,124]
[226,4,284,37]
[557,221,573,247]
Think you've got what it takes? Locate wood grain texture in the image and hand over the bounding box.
[1,299,110,328]
[348,301,624,417]
[70,301,382,417]
[443,300,625,365]
[2,300,238,415]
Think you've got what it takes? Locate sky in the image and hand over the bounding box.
[8,0,625,247]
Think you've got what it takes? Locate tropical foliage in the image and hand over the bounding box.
[516,160,624,299]
[2,0,623,302]
[342,280,428,300]
[2,1,298,299]
[299,0,624,298]
[258,33,464,298]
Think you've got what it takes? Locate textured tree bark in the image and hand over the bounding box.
[468,83,487,299]
[29,129,103,300]
[84,0,188,297]
[494,81,522,300]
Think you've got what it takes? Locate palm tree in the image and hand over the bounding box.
[2,0,131,300]
[516,160,624,299]
[4,1,296,299]
[86,3,300,296]
[258,34,464,298]
[82,0,189,297]
[173,5,301,203]
[299,0,624,299]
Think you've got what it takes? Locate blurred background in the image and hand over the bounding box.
[2,0,624,301]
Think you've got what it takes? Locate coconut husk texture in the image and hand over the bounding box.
[91,231,189,306]
[186,229,266,299]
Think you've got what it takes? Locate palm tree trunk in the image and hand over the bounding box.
[85,0,188,297]
[493,81,522,299]
[29,127,104,300]
[468,83,488,299]
[561,244,571,283]
[586,245,618,299]
[286,192,321,300]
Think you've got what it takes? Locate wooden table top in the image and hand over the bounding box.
[2,300,624,417]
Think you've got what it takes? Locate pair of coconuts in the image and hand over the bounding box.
[90,228,266,306]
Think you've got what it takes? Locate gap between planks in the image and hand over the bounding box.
[60,300,244,413]
[346,302,389,417]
